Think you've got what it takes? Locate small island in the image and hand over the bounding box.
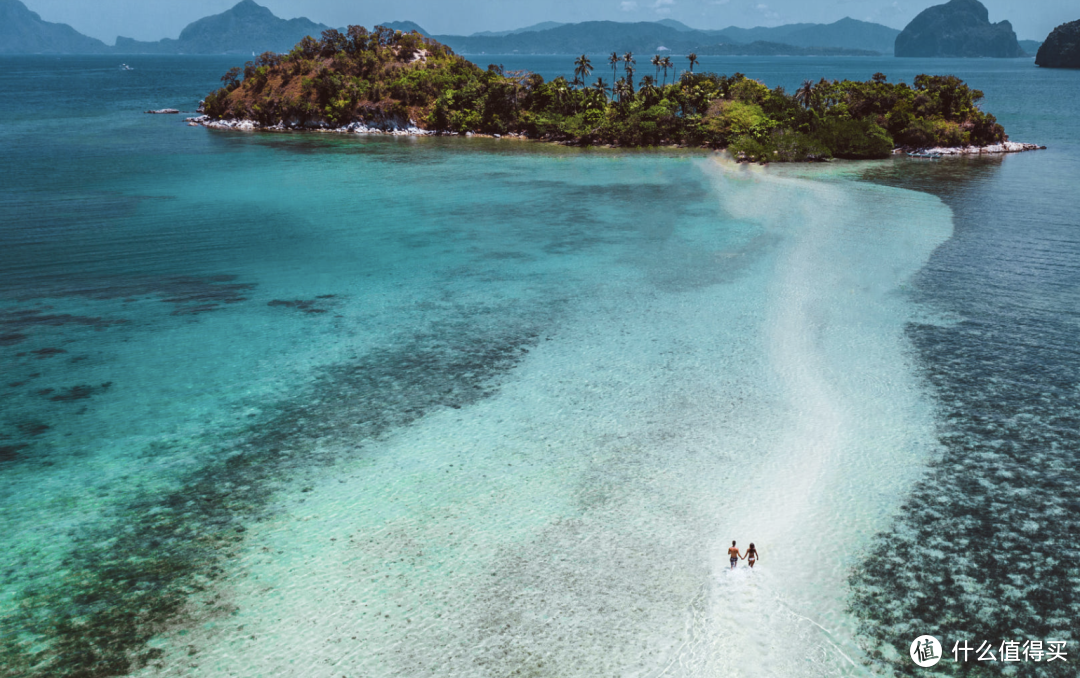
[194,26,1039,162]
[894,0,1025,58]
[1036,20,1080,68]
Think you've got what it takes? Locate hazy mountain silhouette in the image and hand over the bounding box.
[0,0,902,57]
[382,21,429,36]
[470,22,567,37]
[0,0,109,54]
[114,0,329,54]
[432,17,895,55]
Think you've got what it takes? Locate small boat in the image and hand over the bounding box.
[120,63,134,71]
[908,150,942,159]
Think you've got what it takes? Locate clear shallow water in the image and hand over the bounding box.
[0,55,1077,678]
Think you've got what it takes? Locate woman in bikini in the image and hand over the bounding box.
[745,543,760,568]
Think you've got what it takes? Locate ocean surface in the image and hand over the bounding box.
[0,54,1077,678]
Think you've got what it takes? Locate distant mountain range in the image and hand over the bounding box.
[1018,39,1043,54]
[114,0,329,55]
[381,21,430,36]
[422,18,898,56]
[1,0,109,53]
[1,0,330,55]
[0,0,1043,58]
[469,22,567,38]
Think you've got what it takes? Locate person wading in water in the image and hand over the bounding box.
[728,541,742,570]
[745,542,760,568]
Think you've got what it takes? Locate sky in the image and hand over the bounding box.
[25,0,1076,44]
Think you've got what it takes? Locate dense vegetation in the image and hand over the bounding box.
[202,26,1008,161]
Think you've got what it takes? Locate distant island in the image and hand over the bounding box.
[0,0,110,53]
[426,18,897,57]
[192,27,1039,161]
[6,0,1057,58]
[1,0,900,56]
[1018,39,1044,54]
[112,0,328,55]
[895,0,1026,57]
[0,0,329,55]
[1036,20,1080,68]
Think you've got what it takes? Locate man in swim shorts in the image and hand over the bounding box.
[728,540,742,569]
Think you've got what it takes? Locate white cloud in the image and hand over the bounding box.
[620,0,638,10]
[753,2,781,21]
[653,0,673,15]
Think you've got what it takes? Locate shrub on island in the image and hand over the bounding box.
[201,28,1009,161]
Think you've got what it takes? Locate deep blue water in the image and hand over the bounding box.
[0,54,1078,677]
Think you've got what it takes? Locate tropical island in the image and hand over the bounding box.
[194,26,1039,161]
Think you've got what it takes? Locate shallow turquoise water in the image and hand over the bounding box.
[1,55,1077,678]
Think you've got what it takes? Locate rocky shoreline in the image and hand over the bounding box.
[184,115,531,140]
[185,115,432,136]
[894,141,1046,155]
[185,115,1044,156]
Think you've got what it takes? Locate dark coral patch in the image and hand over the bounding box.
[171,304,221,316]
[17,422,50,436]
[0,332,27,346]
[268,296,339,315]
[31,347,68,358]
[0,444,27,462]
[5,275,255,317]
[48,383,112,402]
[268,299,311,309]
[0,308,126,348]
[0,308,124,331]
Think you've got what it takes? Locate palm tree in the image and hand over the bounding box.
[795,79,814,109]
[574,54,593,90]
[816,77,834,112]
[651,54,661,81]
[614,78,632,103]
[593,77,609,101]
[623,52,636,88]
[660,56,673,85]
[552,78,571,111]
[687,52,698,73]
[640,74,656,95]
[608,52,620,84]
